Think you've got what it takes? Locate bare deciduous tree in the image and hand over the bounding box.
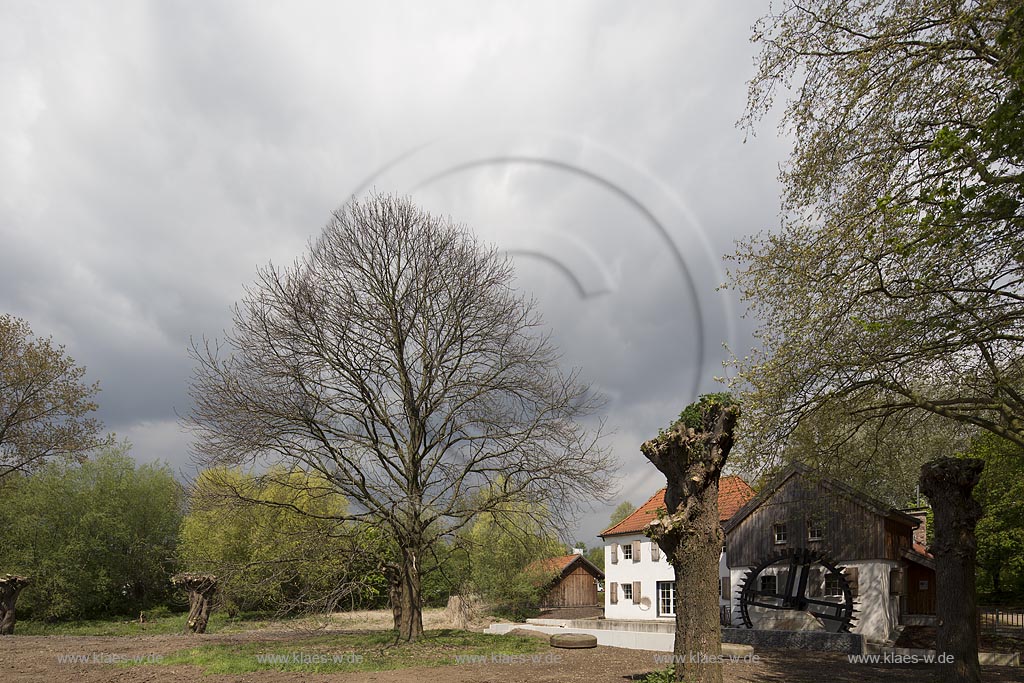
[186,194,614,641]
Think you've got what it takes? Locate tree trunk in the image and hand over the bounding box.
[172,573,217,635]
[641,399,739,683]
[0,575,30,635]
[382,563,403,633]
[396,546,424,642]
[663,481,725,683]
[919,458,984,683]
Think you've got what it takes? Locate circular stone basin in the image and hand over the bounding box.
[549,633,598,649]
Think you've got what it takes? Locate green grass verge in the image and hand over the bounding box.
[16,611,294,637]
[638,667,675,683]
[128,629,548,674]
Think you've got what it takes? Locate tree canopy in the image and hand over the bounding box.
[186,194,613,640]
[0,314,105,478]
[608,501,636,528]
[456,501,564,621]
[0,443,182,620]
[967,433,1024,596]
[731,0,1024,466]
[178,467,376,616]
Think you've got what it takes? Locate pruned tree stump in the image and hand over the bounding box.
[0,574,30,635]
[641,395,739,683]
[172,573,217,634]
[444,594,478,630]
[550,633,597,649]
[920,457,985,683]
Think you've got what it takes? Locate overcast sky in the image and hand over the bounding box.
[1,1,790,544]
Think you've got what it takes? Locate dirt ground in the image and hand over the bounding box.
[3,630,1024,683]
[897,625,1024,654]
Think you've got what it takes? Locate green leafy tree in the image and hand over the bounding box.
[0,443,182,620]
[572,540,605,573]
[733,0,1024,463]
[608,501,636,527]
[0,314,106,479]
[759,399,971,507]
[460,502,563,621]
[967,433,1024,597]
[586,546,604,572]
[735,6,1022,679]
[178,467,373,615]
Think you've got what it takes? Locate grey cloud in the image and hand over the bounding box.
[1,0,785,544]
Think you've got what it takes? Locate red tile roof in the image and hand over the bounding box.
[600,475,755,537]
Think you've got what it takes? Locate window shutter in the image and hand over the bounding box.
[633,581,641,602]
[632,540,641,563]
[720,576,731,601]
[611,543,618,564]
[651,543,660,561]
[609,582,618,604]
[889,568,903,595]
[845,567,859,598]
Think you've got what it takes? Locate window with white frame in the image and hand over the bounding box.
[824,573,843,598]
[807,518,825,541]
[773,523,788,544]
[657,581,675,616]
[622,582,633,601]
[621,543,633,561]
[759,574,778,595]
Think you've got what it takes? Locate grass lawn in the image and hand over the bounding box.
[128,629,548,674]
[15,611,296,637]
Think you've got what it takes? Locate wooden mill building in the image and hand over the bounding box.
[531,553,604,608]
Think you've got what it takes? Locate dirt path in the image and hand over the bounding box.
[2,632,1023,683]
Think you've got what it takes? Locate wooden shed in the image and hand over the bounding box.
[530,554,604,608]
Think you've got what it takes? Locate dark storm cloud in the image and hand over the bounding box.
[0,0,787,541]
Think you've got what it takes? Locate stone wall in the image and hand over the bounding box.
[722,627,866,654]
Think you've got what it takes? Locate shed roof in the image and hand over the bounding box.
[722,463,922,535]
[526,553,605,581]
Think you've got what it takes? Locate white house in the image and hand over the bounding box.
[599,476,755,621]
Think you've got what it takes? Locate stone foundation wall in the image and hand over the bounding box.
[722,628,865,654]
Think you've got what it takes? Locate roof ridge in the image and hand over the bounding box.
[599,476,754,538]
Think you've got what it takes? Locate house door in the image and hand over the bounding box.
[905,563,936,615]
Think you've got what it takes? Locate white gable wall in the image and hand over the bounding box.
[603,533,730,620]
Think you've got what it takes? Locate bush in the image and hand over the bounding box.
[0,443,183,620]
